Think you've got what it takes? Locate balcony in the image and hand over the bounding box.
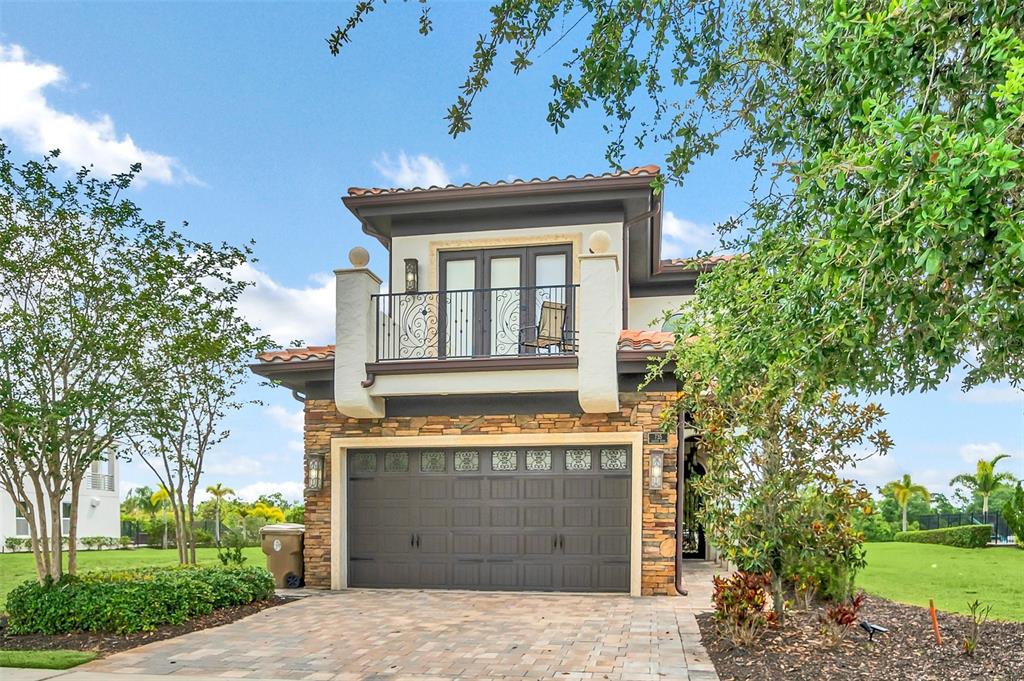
[89,473,115,491]
[372,284,578,362]
[334,240,621,417]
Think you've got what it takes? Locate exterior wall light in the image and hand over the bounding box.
[404,258,419,292]
[649,450,664,490]
[305,454,325,492]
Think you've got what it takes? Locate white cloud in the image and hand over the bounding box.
[841,453,961,498]
[205,453,268,478]
[373,151,451,189]
[660,211,719,259]
[266,405,304,435]
[957,442,1021,466]
[235,481,304,504]
[234,263,335,346]
[0,43,197,186]
[953,384,1024,405]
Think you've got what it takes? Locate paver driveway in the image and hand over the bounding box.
[83,583,719,681]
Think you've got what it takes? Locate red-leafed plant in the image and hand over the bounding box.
[712,571,777,645]
[820,592,866,643]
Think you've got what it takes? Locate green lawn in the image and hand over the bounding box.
[0,546,264,611]
[859,542,1024,621]
[0,650,98,669]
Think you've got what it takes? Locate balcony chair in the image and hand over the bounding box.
[519,300,577,353]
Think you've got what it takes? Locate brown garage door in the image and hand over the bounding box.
[347,446,630,592]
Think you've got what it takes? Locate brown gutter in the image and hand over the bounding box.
[675,420,688,596]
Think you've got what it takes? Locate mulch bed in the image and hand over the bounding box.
[0,596,289,656]
[698,596,1024,680]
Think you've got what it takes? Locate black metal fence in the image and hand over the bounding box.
[121,519,231,546]
[911,511,1013,543]
[373,284,578,361]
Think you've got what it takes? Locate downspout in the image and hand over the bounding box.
[290,390,307,403]
[674,420,688,596]
[621,191,663,329]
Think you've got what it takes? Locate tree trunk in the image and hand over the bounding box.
[983,494,989,516]
[901,504,908,532]
[48,492,62,581]
[214,505,221,545]
[162,509,168,550]
[67,476,81,574]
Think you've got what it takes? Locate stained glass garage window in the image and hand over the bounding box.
[525,450,551,471]
[491,450,518,471]
[420,451,446,473]
[454,450,479,472]
[600,448,628,471]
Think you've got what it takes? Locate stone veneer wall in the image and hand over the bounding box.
[302,391,680,595]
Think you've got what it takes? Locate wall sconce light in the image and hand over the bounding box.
[305,454,325,492]
[649,450,664,490]
[404,258,418,292]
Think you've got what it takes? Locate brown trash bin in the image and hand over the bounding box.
[260,523,305,588]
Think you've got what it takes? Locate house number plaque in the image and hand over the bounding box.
[646,431,669,445]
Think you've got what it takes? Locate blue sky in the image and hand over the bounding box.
[2,2,1020,503]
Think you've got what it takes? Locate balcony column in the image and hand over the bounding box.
[577,230,621,413]
[335,247,385,419]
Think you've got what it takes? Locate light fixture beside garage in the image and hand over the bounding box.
[305,454,325,492]
[649,450,664,490]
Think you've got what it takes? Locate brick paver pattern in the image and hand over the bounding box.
[84,566,720,681]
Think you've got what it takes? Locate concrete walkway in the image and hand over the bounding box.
[12,562,723,681]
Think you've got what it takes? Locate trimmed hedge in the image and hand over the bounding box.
[5,565,274,635]
[894,524,991,548]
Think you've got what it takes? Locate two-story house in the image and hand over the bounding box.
[0,455,120,549]
[251,166,718,596]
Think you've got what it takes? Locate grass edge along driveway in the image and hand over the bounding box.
[0,545,264,611]
[0,650,99,669]
[859,542,1024,621]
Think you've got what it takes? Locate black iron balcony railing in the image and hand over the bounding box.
[372,284,578,362]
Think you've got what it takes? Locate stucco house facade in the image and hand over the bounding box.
[0,456,120,549]
[251,166,718,596]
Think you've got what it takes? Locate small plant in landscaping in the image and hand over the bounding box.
[712,571,777,645]
[819,592,865,643]
[962,599,992,656]
[216,531,248,566]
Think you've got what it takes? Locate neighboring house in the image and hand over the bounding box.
[251,166,724,596]
[0,456,120,549]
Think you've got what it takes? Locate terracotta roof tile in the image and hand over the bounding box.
[257,345,336,363]
[347,165,660,198]
[259,330,675,363]
[660,254,740,268]
[617,330,676,351]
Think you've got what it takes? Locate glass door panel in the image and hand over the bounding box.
[488,256,521,355]
[533,253,568,353]
[444,259,476,357]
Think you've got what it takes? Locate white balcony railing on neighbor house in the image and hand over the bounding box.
[89,473,115,491]
[372,284,578,362]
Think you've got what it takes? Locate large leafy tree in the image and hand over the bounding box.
[881,474,931,532]
[950,454,1016,515]
[328,0,1023,395]
[0,143,185,579]
[0,141,269,578]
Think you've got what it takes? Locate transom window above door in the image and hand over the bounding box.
[372,245,578,361]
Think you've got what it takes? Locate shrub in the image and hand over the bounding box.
[894,524,991,548]
[820,592,865,643]
[4,537,30,552]
[118,536,133,549]
[1002,483,1024,547]
[712,571,777,645]
[5,565,274,635]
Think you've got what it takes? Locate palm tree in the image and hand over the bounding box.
[151,486,171,550]
[882,474,931,532]
[205,483,234,545]
[950,454,1015,516]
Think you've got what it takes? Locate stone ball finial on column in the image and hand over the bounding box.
[588,230,612,254]
[348,246,370,268]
